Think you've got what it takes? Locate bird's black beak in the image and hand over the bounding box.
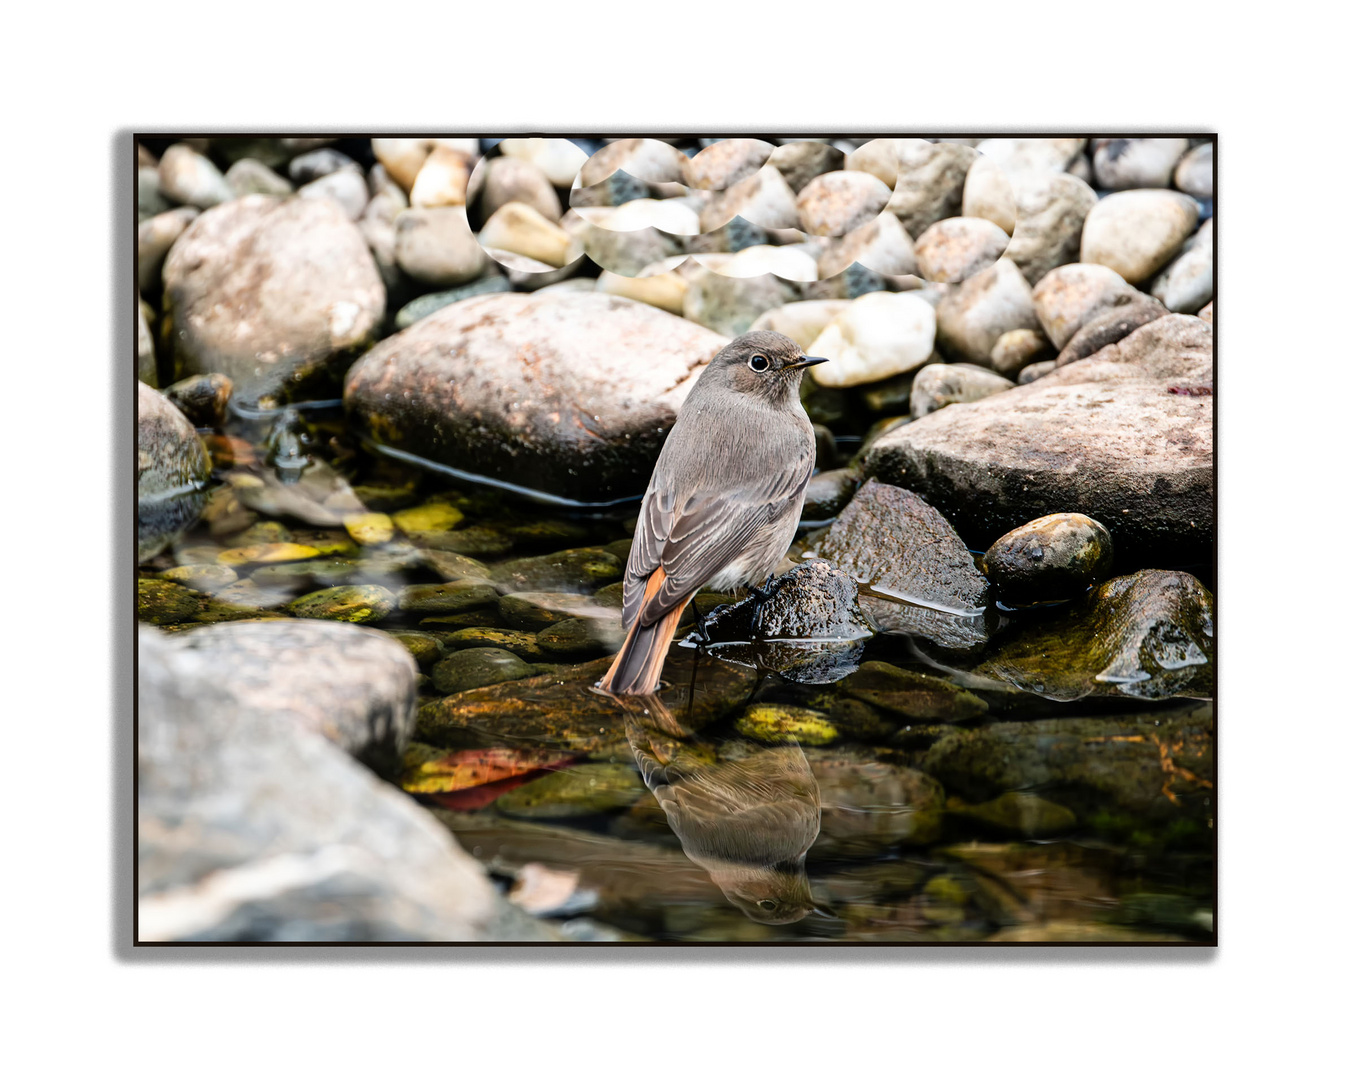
[787,356,829,370]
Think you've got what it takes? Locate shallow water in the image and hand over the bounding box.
[140,400,1215,944]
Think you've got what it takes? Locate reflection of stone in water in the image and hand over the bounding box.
[861,593,990,652]
[701,638,866,685]
[623,702,827,925]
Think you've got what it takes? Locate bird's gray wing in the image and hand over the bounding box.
[623,438,813,628]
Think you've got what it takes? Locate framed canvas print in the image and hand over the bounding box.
[134,134,1215,945]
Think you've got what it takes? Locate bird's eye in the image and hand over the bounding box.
[757,899,778,911]
[748,355,770,372]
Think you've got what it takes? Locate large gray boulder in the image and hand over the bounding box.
[168,619,419,777]
[863,314,1213,562]
[344,291,728,503]
[162,195,385,404]
[137,627,549,942]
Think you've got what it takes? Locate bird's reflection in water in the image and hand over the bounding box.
[620,695,831,925]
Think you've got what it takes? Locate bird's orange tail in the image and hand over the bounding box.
[598,568,690,696]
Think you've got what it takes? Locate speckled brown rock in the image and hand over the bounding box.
[1032,263,1139,350]
[864,315,1213,562]
[683,139,775,190]
[983,513,1114,604]
[914,217,1009,283]
[767,141,845,192]
[162,196,385,404]
[796,170,893,236]
[811,479,991,649]
[882,140,978,238]
[910,363,1014,417]
[1004,173,1098,285]
[935,259,1039,365]
[344,292,728,503]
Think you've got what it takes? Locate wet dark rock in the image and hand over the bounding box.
[398,581,498,615]
[137,627,547,941]
[1055,295,1168,366]
[735,703,840,746]
[948,792,1077,839]
[840,661,988,722]
[431,647,535,694]
[704,638,868,685]
[537,615,625,659]
[801,467,861,522]
[490,547,622,595]
[441,627,548,661]
[910,363,1014,418]
[860,372,914,414]
[976,569,1214,700]
[163,373,233,429]
[922,702,1213,825]
[393,276,511,330]
[344,292,727,503]
[285,584,395,624]
[822,696,895,742]
[416,525,513,558]
[168,619,417,775]
[812,480,991,650]
[984,513,1114,604]
[700,560,873,643]
[495,762,648,818]
[138,383,210,562]
[863,315,1213,562]
[498,590,621,632]
[163,195,385,405]
[416,651,758,754]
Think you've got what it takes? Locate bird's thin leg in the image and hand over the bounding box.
[689,596,712,644]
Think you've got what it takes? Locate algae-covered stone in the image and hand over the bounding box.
[810,752,945,854]
[431,648,535,694]
[735,704,839,747]
[922,702,1213,825]
[392,501,466,535]
[984,513,1114,604]
[414,526,513,558]
[948,792,1077,839]
[417,652,756,753]
[975,569,1213,700]
[343,512,395,546]
[138,383,211,563]
[139,577,207,625]
[490,547,622,595]
[841,661,987,721]
[441,627,547,661]
[422,550,492,582]
[495,762,648,819]
[812,479,990,650]
[398,581,498,615]
[498,591,621,632]
[286,584,395,624]
[251,556,360,590]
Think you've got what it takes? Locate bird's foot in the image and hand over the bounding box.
[688,597,713,645]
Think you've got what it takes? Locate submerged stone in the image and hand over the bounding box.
[734,704,839,747]
[498,591,621,632]
[138,383,211,563]
[490,547,623,595]
[840,661,988,722]
[398,581,498,615]
[440,627,547,661]
[285,584,396,624]
[948,791,1077,839]
[809,751,945,855]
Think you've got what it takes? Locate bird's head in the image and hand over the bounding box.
[703,330,828,406]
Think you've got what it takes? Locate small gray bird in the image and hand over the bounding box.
[599,331,827,696]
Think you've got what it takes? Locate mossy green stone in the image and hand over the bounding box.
[398,581,498,615]
[393,501,465,534]
[441,627,547,661]
[431,648,535,694]
[949,791,1078,839]
[251,557,360,589]
[490,547,623,594]
[138,577,206,625]
[389,631,445,667]
[285,584,395,623]
[162,563,238,593]
[495,763,648,818]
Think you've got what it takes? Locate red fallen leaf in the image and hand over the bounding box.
[420,773,542,811]
[401,747,575,795]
